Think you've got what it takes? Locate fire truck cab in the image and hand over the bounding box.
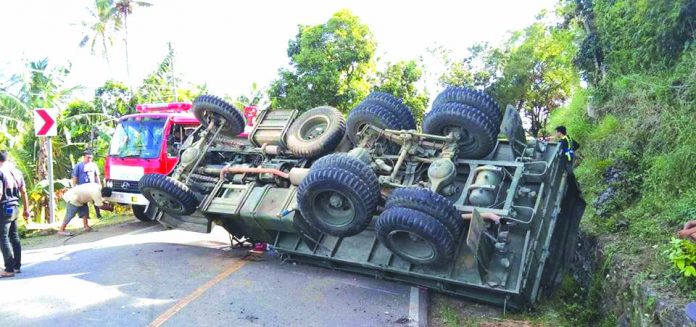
[104,101,258,221]
[104,102,200,221]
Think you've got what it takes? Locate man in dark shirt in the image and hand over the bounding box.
[555,126,580,175]
[0,150,30,278]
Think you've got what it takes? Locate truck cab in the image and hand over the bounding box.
[104,102,200,221]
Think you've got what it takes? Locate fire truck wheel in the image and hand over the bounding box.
[292,212,323,249]
[286,106,346,158]
[139,174,199,216]
[432,86,502,127]
[193,94,245,136]
[346,103,403,152]
[131,205,155,222]
[297,166,378,237]
[385,188,464,238]
[362,91,417,130]
[422,102,498,159]
[376,207,455,266]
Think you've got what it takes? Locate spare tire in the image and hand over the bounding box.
[422,103,498,159]
[346,103,403,145]
[297,166,378,237]
[376,207,455,266]
[363,92,416,130]
[386,188,464,238]
[432,86,502,127]
[193,94,245,136]
[139,174,199,216]
[286,106,346,158]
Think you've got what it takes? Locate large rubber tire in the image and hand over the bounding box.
[422,103,498,159]
[131,204,155,222]
[193,94,245,136]
[292,212,322,249]
[312,153,380,197]
[346,103,404,145]
[376,207,456,266]
[363,92,416,130]
[286,106,346,158]
[139,174,199,216]
[385,188,464,238]
[432,86,502,127]
[297,167,378,237]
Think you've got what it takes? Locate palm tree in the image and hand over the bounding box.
[113,0,152,86]
[78,0,119,65]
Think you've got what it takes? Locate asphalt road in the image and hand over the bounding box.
[0,221,412,327]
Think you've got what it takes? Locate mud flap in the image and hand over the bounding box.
[540,173,586,296]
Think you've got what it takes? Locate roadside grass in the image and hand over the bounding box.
[16,204,136,247]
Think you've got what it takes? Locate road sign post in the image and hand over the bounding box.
[34,108,58,224]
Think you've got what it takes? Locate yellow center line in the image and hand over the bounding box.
[149,258,249,327]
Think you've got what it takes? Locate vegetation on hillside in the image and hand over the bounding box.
[1,0,694,310]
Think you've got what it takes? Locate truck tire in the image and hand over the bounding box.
[363,92,416,130]
[131,205,155,222]
[193,94,245,136]
[432,86,502,126]
[312,153,380,197]
[286,106,346,158]
[376,207,455,266]
[346,103,403,145]
[292,212,322,249]
[297,167,378,237]
[422,103,497,159]
[139,174,199,216]
[385,188,464,238]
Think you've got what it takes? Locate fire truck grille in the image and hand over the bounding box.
[110,180,140,193]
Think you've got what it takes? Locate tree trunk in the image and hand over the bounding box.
[124,13,131,91]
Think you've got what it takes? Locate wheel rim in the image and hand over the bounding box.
[299,116,330,141]
[202,111,227,130]
[311,190,355,227]
[144,188,185,214]
[443,125,480,153]
[388,229,436,261]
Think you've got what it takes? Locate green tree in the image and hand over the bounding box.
[113,0,153,84]
[0,59,82,221]
[493,21,578,137]
[373,60,429,123]
[435,42,509,90]
[79,0,119,64]
[134,45,207,104]
[269,9,377,113]
[94,80,134,117]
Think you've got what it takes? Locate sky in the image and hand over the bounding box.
[0,0,556,101]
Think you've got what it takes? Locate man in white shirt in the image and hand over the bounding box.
[58,184,112,236]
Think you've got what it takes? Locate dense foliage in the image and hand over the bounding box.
[269,10,376,113]
[549,0,696,298]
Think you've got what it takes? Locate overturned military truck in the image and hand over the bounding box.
[138,87,585,310]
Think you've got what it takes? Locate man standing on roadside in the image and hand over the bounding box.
[0,150,30,278]
[72,149,102,218]
[555,126,580,175]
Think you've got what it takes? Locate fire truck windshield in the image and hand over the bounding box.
[109,117,166,159]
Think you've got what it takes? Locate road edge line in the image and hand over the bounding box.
[409,286,429,327]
